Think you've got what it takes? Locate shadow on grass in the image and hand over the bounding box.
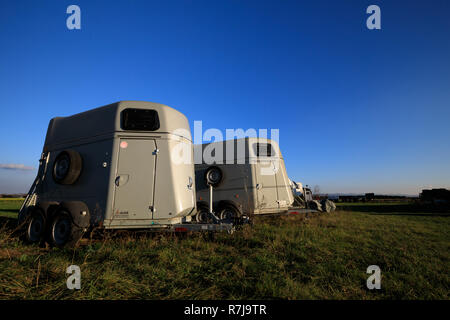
[370,212,450,217]
[337,203,450,217]
[0,208,19,214]
[0,216,19,232]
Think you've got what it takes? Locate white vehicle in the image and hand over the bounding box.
[289,180,313,202]
[290,180,303,196]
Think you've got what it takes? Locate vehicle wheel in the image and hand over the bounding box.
[195,204,210,223]
[52,150,83,185]
[21,208,46,244]
[49,210,83,248]
[204,166,223,187]
[219,205,241,224]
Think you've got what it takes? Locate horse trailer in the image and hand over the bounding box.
[19,101,231,247]
[193,138,296,222]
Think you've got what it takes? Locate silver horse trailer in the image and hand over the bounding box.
[194,138,296,222]
[19,101,229,247]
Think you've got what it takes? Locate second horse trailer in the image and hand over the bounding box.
[194,138,295,222]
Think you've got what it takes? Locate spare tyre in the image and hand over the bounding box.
[52,150,83,185]
[204,166,223,187]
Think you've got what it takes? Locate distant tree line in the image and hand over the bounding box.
[0,194,26,198]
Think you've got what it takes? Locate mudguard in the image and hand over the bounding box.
[217,200,243,217]
[59,201,91,229]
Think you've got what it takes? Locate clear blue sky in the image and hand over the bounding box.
[0,0,449,195]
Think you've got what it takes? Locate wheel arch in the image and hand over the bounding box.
[217,200,243,217]
[58,201,91,229]
[196,200,209,210]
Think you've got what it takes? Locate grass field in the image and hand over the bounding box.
[0,199,449,300]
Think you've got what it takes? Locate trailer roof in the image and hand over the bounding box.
[43,101,191,150]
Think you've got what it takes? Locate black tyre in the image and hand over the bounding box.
[49,210,83,248]
[21,208,46,244]
[204,166,223,187]
[195,203,211,223]
[52,150,83,185]
[218,204,241,224]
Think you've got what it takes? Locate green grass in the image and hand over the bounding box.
[0,199,23,218]
[0,199,449,299]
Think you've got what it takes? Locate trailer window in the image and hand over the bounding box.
[254,143,274,157]
[121,109,160,131]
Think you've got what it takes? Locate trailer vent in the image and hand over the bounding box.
[121,108,160,131]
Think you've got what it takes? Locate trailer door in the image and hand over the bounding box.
[255,160,279,211]
[113,138,156,220]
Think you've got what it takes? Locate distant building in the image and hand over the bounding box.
[337,193,409,203]
[338,195,365,202]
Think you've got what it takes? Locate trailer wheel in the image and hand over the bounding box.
[195,203,210,223]
[219,205,240,224]
[52,150,83,185]
[20,208,46,244]
[49,210,83,248]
